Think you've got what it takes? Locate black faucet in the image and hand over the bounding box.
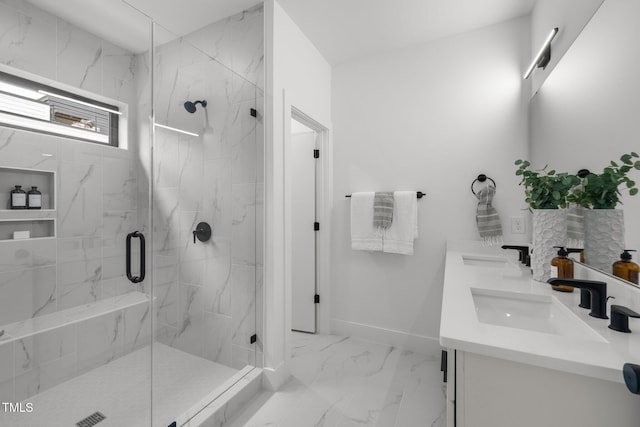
[566,248,583,258]
[547,278,608,319]
[501,245,530,267]
[609,305,640,333]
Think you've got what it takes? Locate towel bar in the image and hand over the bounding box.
[345,191,425,199]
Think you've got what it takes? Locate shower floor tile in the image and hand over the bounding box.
[2,343,238,427]
[224,332,446,427]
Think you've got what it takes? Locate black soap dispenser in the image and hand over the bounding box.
[27,186,42,209]
[10,185,26,209]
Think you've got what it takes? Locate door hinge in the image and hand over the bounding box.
[250,108,257,117]
[314,294,320,304]
[314,222,320,231]
[313,149,319,158]
[441,350,448,383]
[250,334,257,344]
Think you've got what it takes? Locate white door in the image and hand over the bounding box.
[291,129,317,333]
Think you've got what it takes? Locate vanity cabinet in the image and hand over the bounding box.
[444,349,456,426]
[441,241,640,427]
[445,349,640,427]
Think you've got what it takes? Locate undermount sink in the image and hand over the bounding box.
[462,255,510,267]
[470,288,606,342]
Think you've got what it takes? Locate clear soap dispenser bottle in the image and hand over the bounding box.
[613,250,639,284]
[550,246,574,292]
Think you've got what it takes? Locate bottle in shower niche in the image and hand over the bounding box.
[10,185,26,209]
[27,186,42,209]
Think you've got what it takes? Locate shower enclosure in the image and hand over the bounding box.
[0,1,263,426]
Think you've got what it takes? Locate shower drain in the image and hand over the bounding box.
[76,411,106,427]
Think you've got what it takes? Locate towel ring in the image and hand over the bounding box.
[577,168,591,178]
[471,174,496,196]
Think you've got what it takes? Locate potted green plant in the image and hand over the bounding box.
[568,152,640,209]
[515,160,580,209]
[568,152,640,271]
[514,160,580,282]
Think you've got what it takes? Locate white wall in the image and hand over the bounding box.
[263,0,332,389]
[531,0,640,255]
[530,0,604,95]
[330,17,531,351]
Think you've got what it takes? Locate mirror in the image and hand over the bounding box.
[530,0,640,284]
[529,0,605,95]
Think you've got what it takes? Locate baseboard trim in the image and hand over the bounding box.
[262,362,290,391]
[331,318,441,355]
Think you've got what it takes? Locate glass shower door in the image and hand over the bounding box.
[151,17,261,426]
[0,1,154,426]
[0,0,263,424]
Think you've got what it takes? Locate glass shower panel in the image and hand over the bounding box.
[0,1,153,426]
[152,18,260,426]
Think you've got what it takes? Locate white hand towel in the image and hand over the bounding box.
[382,191,418,255]
[351,192,383,251]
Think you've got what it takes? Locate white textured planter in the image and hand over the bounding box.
[583,209,625,273]
[531,209,567,282]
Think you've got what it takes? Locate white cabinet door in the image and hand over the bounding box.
[446,349,456,427]
[457,351,640,427]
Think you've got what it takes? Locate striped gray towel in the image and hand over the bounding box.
[373,192,394,229]
[476,185,503,245]
[566,205,584,247]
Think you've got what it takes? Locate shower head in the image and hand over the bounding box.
[184,100,207,113]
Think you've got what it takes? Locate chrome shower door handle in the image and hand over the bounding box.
[126,231,146,283]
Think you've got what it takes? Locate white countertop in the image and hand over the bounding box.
[440,240,640,383]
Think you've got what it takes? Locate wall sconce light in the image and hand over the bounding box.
[523,27,559,79]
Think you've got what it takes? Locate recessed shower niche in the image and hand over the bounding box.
[1,166,55,210]
[0,166,56,240]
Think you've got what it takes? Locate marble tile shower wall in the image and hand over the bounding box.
[151,4,264,372]
[154,6,263,368]
[0,0,148,401]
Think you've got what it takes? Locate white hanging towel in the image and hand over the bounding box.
[350,192,383,251]
[382,191,418,255]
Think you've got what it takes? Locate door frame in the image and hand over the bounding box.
[284,102,332,337]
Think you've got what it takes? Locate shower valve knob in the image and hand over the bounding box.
[192,222,212,244]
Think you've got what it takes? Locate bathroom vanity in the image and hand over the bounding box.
[440,241,640,427]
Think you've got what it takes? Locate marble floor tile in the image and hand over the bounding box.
[224,332,446,427]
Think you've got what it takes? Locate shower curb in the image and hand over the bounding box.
[176,367,263,426]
